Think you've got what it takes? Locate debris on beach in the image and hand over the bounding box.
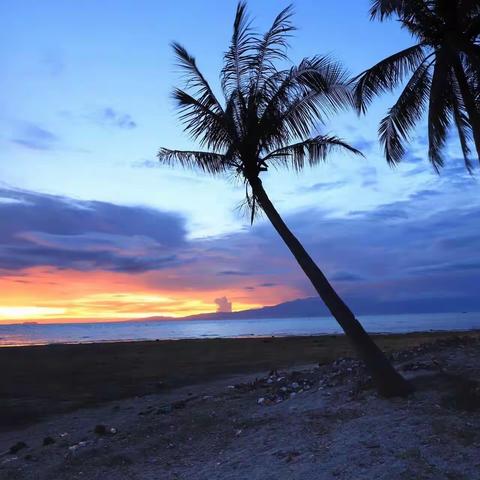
[274,450,302,463]
[1,456,18,465]
[42,436,55,446]
[94,424,117,435]
[229,359,370,406]
[68,441,89,452]
[9,441,27,455]
[94,424,107,435]
[172,400,186,410]
[248,336,480,407]
[157,404,173,414]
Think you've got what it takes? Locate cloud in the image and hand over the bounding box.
[96,108,137,129]
[217,270,250,276]
[349,201,409,221]
[1,175,480,314]
[409,261,480,275]
[303,181,346,192]
[409,189,442,201]
[12,123,58,151]
[132,159,158,168]
[214,296,232,313]
[0,188,187,273]
[330,272,364,282]
[353,137,376,152]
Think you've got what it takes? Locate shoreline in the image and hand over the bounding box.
[1,326,480,349]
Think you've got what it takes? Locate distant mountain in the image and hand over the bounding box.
[141,294,480,322]
[181,297,331,321]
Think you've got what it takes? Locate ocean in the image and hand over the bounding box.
[0,312,479,347]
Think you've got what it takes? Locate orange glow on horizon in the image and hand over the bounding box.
[0,267,301,324]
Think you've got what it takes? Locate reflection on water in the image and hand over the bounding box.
[0,312,479,347]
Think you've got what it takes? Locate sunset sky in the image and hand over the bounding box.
[1,0,479,324]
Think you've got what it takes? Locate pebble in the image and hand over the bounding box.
[9,442,27,454]
[43,436,56,446]
[94,424,117,435]
[158,405,173,414]
[94,424,107,435]
[68,441,88,452]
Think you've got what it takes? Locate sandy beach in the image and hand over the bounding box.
[1,331,480,479]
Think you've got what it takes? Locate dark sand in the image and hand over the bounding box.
[1,331,477,431]
[1,331,480,479]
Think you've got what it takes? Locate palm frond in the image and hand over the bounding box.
[157,148,231,175]
[262,56,352,113]
[353,44,427,114]
[452,53,480,165]
[452,99,474,172]
[172,88,231,151]
[370,0,435,22]
[250,5,295,93]
[221,1,255,99]
[449,65,475,171]
[369,0,405,19]
[379,58,433,165]
[262,135,363,171]
[171,42,224,115]
[427,50,453,170]
[258,56,352,149]
[466,16,480,36]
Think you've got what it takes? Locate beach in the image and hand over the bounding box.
[0,331,474,430]
[1,331,480,479]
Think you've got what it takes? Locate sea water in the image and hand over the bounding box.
[0,312,479,347]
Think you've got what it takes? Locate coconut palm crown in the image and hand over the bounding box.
[158,2,360,220]
[354,0,480,171]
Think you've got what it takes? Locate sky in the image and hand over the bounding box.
[0,0,479,323]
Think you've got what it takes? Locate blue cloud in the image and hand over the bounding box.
[98,107,137,129]
[330,272,364,282]
[12,123,58,151]
[305,180,346,192]
[0,188,186,273]
[217,270,250,276]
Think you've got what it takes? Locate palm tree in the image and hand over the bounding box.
[353,0,480,171]
[158,2,412,397]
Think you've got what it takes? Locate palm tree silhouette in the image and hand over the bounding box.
[354,0,480,171]
[158,2,411,397]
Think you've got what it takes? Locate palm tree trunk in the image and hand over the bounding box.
[453,59,480,162]
[249,176,412,397]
